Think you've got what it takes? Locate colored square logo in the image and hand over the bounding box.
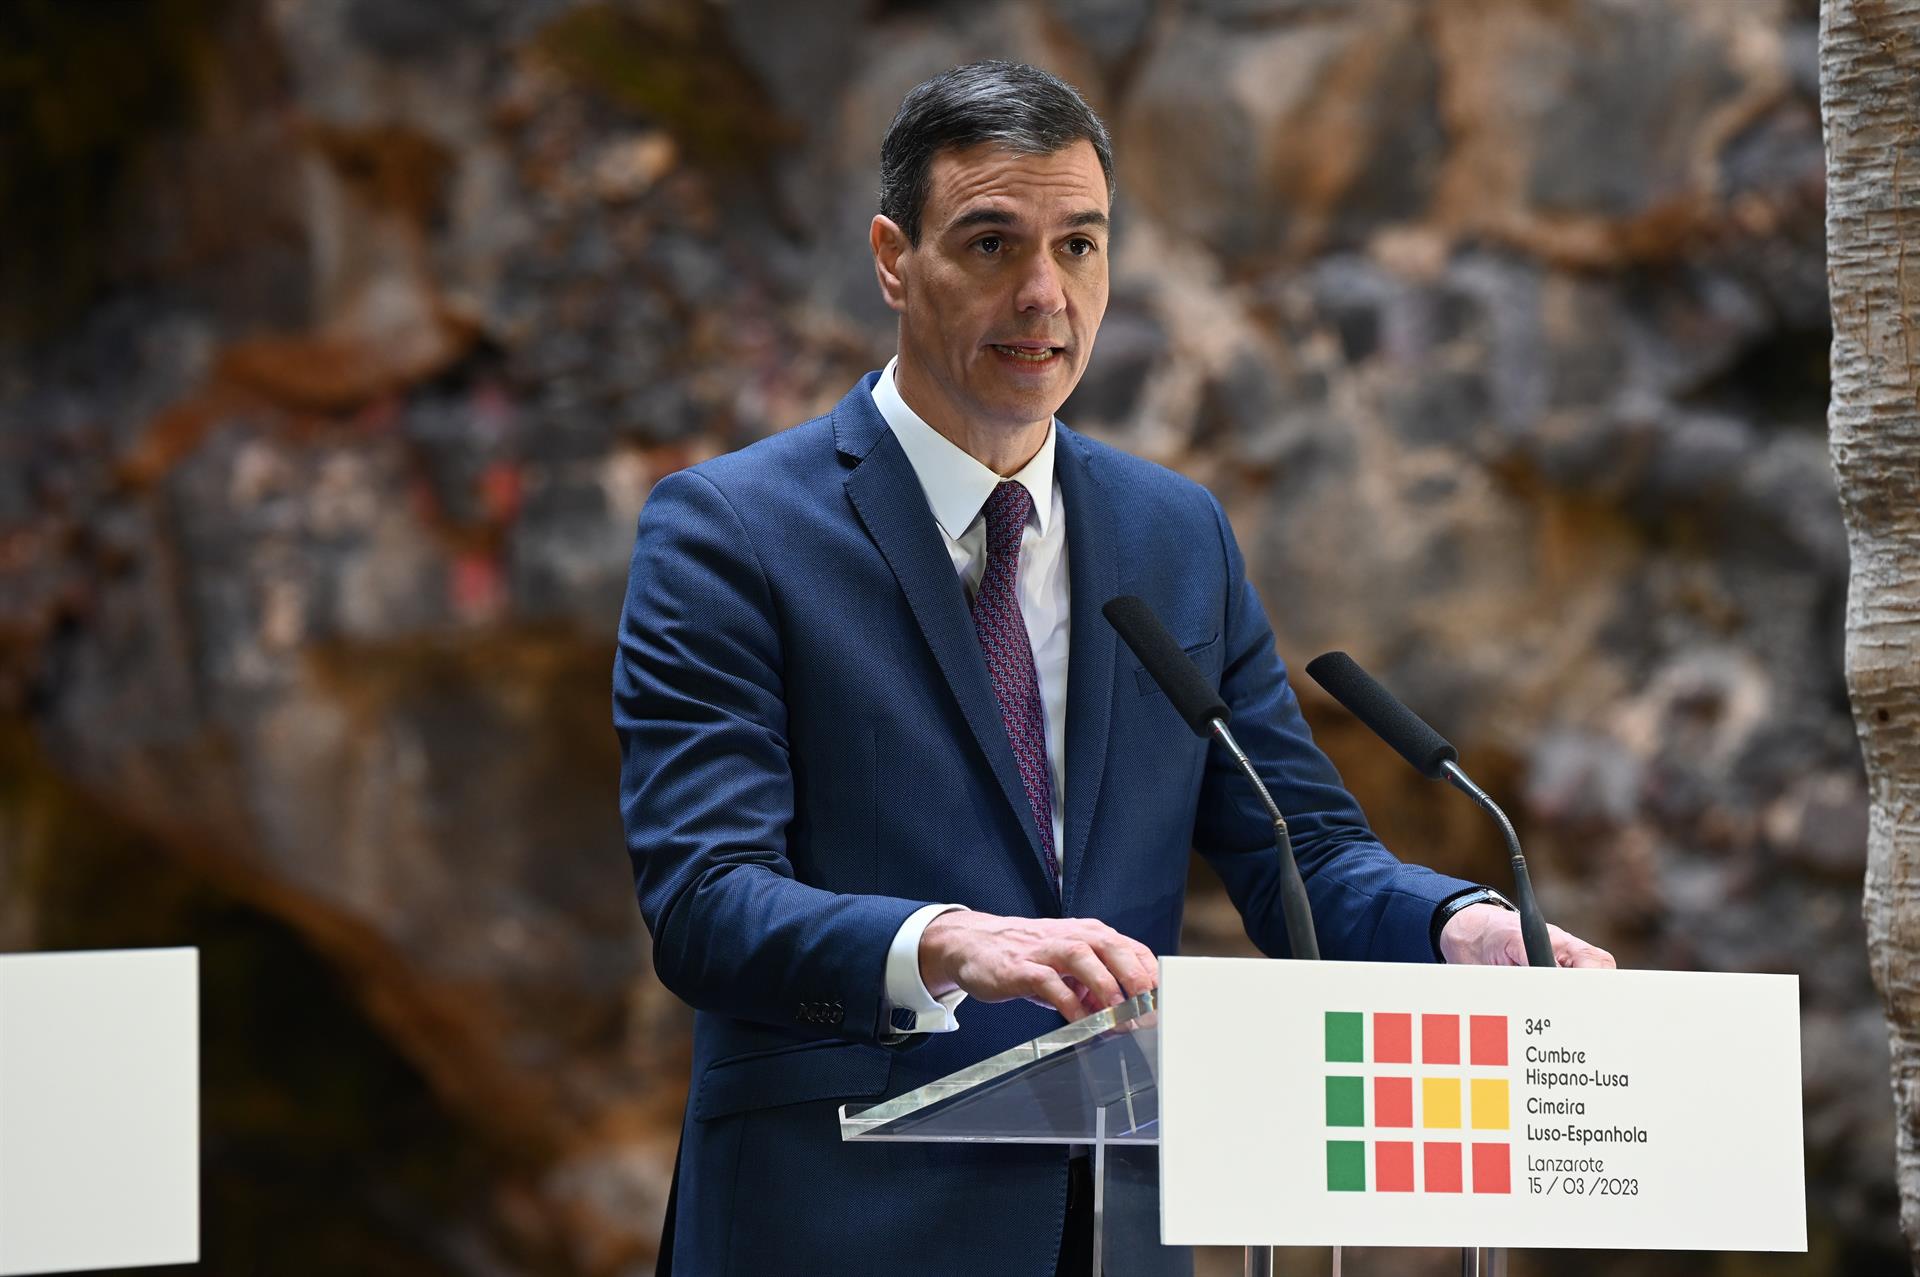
[1424,1141,1463,1193]
[1327,1140,1366,1192]
[1320,1005,1510,1196]
[1421,1077,1461,1128]
[1374,1076,1413,1128]
[1325,1011,1364,1063]
[1374,1141,1414,1193]
[1326,1076,1364,1127]
[1470,1078,1509,1130]
[1470,1015,1507,1066]
[1372,1012,1412,1063]
[1472,1142,1511,1194]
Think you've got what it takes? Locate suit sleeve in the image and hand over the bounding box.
[614,467,930,1041]
[1190,492,1479,962]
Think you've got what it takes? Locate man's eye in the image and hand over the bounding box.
[975,236,1001,255]
[1065,237,1098,257]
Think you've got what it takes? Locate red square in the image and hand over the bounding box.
[1375,1141,1414,1192]
[1372,1012,1412,1063]
[1422,1014,1460,1064]
[1472,1142,1511,1194]
[1470,1015,1507,1066]
[1423,1141,1462,1193]
[1374,1076,1413,1127]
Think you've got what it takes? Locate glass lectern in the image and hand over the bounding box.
[839,990,1195,1276]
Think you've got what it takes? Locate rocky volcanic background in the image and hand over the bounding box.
[0,0,1885,1273]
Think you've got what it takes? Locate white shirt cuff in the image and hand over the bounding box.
[883,903,969,1034]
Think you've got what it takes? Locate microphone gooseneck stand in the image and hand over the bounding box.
[1099,597,1324,1277]
[1208,717,1319,964]
[1209,717,1323,1277]
[1440,761,1553,971]
[1209,716,1321,1277]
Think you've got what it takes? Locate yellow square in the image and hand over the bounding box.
[1421,1077,1461,1128]
[1471,1078,1510,1130]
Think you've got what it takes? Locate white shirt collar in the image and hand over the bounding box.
[871,355,1056,540]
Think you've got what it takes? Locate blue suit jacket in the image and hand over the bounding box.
[613,373,1477,1276]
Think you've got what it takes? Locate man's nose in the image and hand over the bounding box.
[1014,253,1066,315]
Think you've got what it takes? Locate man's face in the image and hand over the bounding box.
[873,139,1110,438]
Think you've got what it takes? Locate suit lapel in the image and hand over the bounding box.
[1054,426,1117,911]
[835,382,1054,894]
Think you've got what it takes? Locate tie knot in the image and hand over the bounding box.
[982,480,1033,551]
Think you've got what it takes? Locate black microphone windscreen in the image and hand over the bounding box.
[1102,596,1229,737]
[1304,651,1459,780]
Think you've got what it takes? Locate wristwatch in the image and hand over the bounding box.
[1430,886,1518,960]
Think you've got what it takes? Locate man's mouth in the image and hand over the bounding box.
[990,344,1064,364]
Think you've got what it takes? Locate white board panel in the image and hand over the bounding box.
[1158,957,1803,1251]
[0,948,198,1275]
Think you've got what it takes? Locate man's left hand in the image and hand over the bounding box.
[1438,903,1616,968]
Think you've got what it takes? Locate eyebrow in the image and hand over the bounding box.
[944,207,1111,235]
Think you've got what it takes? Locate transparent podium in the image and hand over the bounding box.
[839,989,1197,1276]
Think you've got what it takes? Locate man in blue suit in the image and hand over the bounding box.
[615,60,1613,1277]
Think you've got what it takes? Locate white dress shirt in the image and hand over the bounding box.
[872,356,1072,1034]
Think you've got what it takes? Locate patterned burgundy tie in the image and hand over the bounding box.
[972,479,1059,892]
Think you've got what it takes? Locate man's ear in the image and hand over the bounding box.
[870,215,909,314]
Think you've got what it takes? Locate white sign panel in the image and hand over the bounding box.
[0,948,199,1275]
[1158,957,1804,1251]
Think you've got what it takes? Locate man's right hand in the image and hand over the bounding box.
[919,910,1159,1022]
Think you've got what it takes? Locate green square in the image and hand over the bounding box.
[1325,1011,1363,1062]
[1325,1075,1364,1127]
[1327,1140,1366,1192]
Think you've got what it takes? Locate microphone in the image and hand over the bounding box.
[1103,596,1318,960]
[1296,652,1457,779]
[1101,596,1229,733]
[1304,652,1554,968]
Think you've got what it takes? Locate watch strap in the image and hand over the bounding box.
[1430,886,1518,960]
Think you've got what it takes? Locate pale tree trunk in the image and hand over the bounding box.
[1824,0,1920,1262]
